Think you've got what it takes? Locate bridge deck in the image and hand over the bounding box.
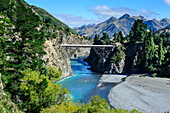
[61,44,115,48]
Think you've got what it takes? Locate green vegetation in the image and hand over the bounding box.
[41,96,141,113]
[128,20,169,77]
[0,0,69,112]
[110,46,126,64]
[93,19,170,77]
[113,31,124,43]
[0,95,22,113]
[129,20,147,42]
[0,74,22,113]
[0,0,142,113]
[101,32,110,44]
[31,5,77,34]
[19,69,69,112]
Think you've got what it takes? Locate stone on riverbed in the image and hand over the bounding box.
[97,74,127,87]
[108,75,170,113]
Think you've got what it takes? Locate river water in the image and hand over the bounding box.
[58,57,114,104]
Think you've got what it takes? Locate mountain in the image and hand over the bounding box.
[74,14,170,39]
[156,26,170,34]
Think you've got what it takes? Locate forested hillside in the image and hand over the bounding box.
[31,5,77,34]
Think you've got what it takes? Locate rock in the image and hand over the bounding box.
[74,14,170,39]
[44,31,92,78]
[108,75,170,113]
[104,57,125,74]
[99,74,127,83]
[86,45,126,74]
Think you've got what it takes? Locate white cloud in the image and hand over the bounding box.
[90,5,132,17]
[164,0,170,5]
[53,13,100,28]
[90,5,159,19]
[53,5,159,27]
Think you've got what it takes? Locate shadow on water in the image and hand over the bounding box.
[58,57,116,104]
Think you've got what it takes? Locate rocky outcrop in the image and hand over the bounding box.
[105,57,125,74]
[156,26,170,34]
[44,31,92,78]
[85,43,146,74]
[85,45,125,74]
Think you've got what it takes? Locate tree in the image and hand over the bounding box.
[144,27,158,72]
[94,34,100,42]
[113,31,124,43]
[85,95,112,113]
[110,46,126,64]
[101,32,110,44]
[157,38,165,67]
[41,101,82,113]
[19,69,70,112]
[93,34,103,45]
[129,19,147,42]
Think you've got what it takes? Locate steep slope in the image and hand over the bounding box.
[156,26,170,34]
[0,0,92,112]
[74,14,170,39]
[31,5,77,34]
[0,0,91,77]
[144,19,162,31]
[0,74,21,113]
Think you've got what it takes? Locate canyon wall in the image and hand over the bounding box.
[44,31,92,78]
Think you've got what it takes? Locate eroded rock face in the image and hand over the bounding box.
[85,46,126,74]
[44,31,92,78]
[85,43,146,74]
[104,57,125,74]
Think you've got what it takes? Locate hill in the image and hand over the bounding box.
[31,5,77,34]
[0,0,91,112]
[74,14,170,39]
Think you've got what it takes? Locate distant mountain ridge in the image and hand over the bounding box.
[74,14,170,39]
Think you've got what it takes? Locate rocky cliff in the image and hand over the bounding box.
[44,31,92,78]
[85,45,126,74]
[32,5,92,78]
[85,42,145,74]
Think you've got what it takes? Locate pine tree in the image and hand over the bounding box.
[144,27,158,72]
[130,19,147,42]
[113,31,123,43]
[0,1,47,108]
[119,31,124,43]
[101,32,110,44]
[157,38,165,67]
[94,34,100,42]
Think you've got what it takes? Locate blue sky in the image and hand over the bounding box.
[25,0,170,27]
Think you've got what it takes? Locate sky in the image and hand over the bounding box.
[25,0,170,28]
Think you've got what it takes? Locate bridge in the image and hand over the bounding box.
[61,44,116,71]
[61,44,115,60]
[61,44,115,48]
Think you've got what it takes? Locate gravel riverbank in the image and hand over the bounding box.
[108,75,170,113]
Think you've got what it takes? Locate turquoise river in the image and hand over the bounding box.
[58,57,114,104]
